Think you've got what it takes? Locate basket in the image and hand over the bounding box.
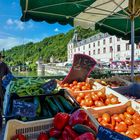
[4,109,99,140]
[4,118,54,140]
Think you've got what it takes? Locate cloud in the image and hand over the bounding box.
[14,20,24,30]
[6,19,14,25]
[54,28,59,32]
[0,34,40,51]
[5,19,34,31]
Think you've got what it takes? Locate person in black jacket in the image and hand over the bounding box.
[0,53,11,131]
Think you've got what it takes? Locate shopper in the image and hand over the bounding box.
[0,53,12,131]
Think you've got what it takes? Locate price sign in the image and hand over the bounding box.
[97,126,132,140]
[12,100,36,117]
[62,54,96,84]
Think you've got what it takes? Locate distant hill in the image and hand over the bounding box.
[4,27,99,71]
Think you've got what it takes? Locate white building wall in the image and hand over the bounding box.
[67,33,140,63]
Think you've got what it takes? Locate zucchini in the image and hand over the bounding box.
[45,97,59,115]
[57,95,73,111]
[72,124,96,136]
[52,96,65,112]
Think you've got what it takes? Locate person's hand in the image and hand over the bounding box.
[2,75,6,80]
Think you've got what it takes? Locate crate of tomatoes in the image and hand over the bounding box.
[4,109,98,140]
[91,100,140,140]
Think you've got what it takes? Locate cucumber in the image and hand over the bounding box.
[57,95,73,111]
[34,97,41,116]
[72,124,96,136]
[52,96,65,112]
[45,97,59,115]
[45,103,53,118]
[49,137,57,140]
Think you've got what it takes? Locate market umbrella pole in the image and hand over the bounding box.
[131,19,135,82]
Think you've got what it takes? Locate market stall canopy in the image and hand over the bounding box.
[20,0,96,26]
[95,0,140,43]
[20,0,140,41]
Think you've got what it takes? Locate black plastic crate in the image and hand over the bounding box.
[4,89,80,122]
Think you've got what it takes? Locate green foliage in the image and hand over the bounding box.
[4,28,98,71]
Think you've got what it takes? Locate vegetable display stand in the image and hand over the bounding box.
[4,109,98,140]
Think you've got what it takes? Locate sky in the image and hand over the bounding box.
[0,0,73,51]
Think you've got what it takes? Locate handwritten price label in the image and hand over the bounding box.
[97,126,132,140]
[62,54,96,84]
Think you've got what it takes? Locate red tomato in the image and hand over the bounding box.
[126,106,135,115]
[73,80,78,85]
[105,98,111,105]
[76,96,82,103]
[125,118,133,126]
[94,101,105,107]
[69,84,73,88]
[102,113,111,123]
[78,92,85,99]
[97,92,106,99]
[63,83,69,87]
[81,86,87,91]
[119,114,125,121]
[112,114,121,122]
[124,112,132,119]
[80,100,86,106]
[110,97,119,104]
[84,94,91,99]
[115,122,127,132]
[91,94,99,101]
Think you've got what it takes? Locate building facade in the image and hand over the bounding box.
[67,33,140,63]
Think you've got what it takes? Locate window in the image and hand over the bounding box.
[136,45,139,49]
[117,38,120,41]
[83,46,85,50]
[74,48,76,52]
[110,46,113,52]
[103,39,106,45]
[89,51,91,55]
[89,44,90,48]
[78,47,80,51]
[93,50,95,55]
[83,52,85,54]
[93,43,95,47]
[103,48,106,53]
[98,49,100,54]
[117,45,120,52]
[126,43,129,50]
[110,37,112,43]
[98,41,100,46]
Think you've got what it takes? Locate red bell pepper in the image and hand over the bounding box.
[64,125,78,139]
[54,112,70,130]
[11,134,26,140]
[84,118,97,132]
[49,128,61,138]
[69,110,88,126]
[74,132,96,140]
[62,130,72,140]
[37,132,49,140]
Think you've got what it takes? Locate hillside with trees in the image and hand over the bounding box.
[4,27,99,71]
